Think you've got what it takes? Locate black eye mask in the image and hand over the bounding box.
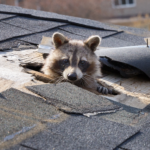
[78,60,90,72]
[59,59,70,71]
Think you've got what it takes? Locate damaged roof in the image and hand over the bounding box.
[0,4,150,150]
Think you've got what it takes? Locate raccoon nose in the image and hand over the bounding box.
[67,73,77,81]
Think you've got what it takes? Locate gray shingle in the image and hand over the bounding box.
[60,25,117,38]
[0,22,33,42]
[113,33,145,45]
[100,36,134,47]
[65,15,117,30]
[3,16,67,32]
[0,4,117,31]
[0,88,60,143]
[26,82,120,115]
[22,115,139,150]
[0,13,16,20]
[121,123,150,150]
[19,28,85,44]
[0,4,30,15]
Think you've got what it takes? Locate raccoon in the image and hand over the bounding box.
[42,32,113,94]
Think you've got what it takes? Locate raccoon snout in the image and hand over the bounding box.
[67,73,77,81]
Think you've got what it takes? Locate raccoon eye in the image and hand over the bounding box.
[80,60,87,65]
[62,59,69,64]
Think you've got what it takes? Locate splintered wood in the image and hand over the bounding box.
[99,74,150,109]
[0,57,33,85]
[18,50,44,67]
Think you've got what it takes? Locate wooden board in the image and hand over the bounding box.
[98,74,150,109]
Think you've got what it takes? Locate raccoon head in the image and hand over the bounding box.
[43,32,102,85]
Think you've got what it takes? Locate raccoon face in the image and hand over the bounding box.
[44,32,101,83]
[61,57,89,81]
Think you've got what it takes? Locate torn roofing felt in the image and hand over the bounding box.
[26,82,121,115]
[21,115,139,150]
[95,46,150,78]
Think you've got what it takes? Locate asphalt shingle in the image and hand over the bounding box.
[100,36,135,47]
[112,32,145,45]
[3,16,67,32]
[26,82,120,115]
[0,88,60,143]
[60,24,117,38]
[0,22,33,42]
[121,122,150,150]
[0,13,16,20]
[0,5,117,31]
[22,115,139,150]
[19,28,85,44]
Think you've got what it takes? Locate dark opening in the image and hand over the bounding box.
[129,0,134,4]
[22,63,43,72]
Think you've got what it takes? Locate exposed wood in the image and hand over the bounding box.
[98,74,150,109]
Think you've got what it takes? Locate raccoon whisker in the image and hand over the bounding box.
[83,76,94,83]
[81,78,86,87]
[84,75,95,81]
[55,76,64,84]
[53,76,62,82]
[78,79,84,87]
[82,77,89,87]
[53,70,63,75]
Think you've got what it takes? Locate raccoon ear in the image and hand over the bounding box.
[52,32,69,48]
[84,35,101,52]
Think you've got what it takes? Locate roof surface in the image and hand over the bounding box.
[0,4,150,150]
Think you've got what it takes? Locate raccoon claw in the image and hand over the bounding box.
[97,86,112,95]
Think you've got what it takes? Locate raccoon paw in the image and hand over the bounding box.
[97,86,112,95]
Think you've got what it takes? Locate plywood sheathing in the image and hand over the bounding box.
[98,74,150,109]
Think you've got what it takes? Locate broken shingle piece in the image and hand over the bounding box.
[26,82,121,115]
[3,16,68,33]
[22,115,139,150]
